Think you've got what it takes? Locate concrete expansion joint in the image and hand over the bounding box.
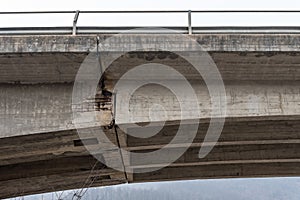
[97,50,115,129]
[113,125,129,182]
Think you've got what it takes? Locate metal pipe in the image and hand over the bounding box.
[2,26,300,35]
[0,11,76,14]
[1,10,300,14]
[72,10,80,36]
[188,10,192,35]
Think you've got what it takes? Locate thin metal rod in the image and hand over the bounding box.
[72,10,80,35]
[0,11,76,14]
[80,10,187,13]
[3,26,300,35]
[191,10,300,13]
[188,10,192,35]
[1,10,300,15]
[0,10,186,14]
[81,10,300,13]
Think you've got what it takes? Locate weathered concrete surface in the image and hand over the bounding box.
[0,84,74,137]
[0,35,97,53]
[0,53,86,83]
[1,34,300,53]
[0,34,300,198]
[2,52,300,84]
[1,34,300,84]
[1,82,299,138]
[0,129,126,199]
[1,116,300,198]
[115,81,300,124]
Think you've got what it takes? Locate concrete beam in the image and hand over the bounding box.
[1,81,299,138]
[0,154,126,199]
[1,34,300,53]
[1,51,300,84]
[1,33,300,198]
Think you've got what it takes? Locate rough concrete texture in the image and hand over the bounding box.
[116,81,300,124]
[0,84,74,137]
[1,34,300,53]
[1,81,299,138]
[0,34,300,198]
[1,51,300,84]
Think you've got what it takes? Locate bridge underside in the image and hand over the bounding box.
[1,116,300,198]
[1,34,300,198]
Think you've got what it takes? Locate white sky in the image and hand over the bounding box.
[2,0,300,27]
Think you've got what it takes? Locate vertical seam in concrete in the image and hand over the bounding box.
[113,125,129,182]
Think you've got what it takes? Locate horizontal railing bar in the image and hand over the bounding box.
[2,26,300,35]
[0,11,77,14]
[191,10,300,13]
[81,10,300,13]
[80,10,187,13]
[2,26,300,29]
[2,10,300,15]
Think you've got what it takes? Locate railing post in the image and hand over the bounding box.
[188,10,192,35]
[72,10,80,35]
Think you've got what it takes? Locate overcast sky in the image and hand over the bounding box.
[2,0,300,27]
[3,0,300,11]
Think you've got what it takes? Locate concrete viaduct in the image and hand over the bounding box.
[0,33,300,199]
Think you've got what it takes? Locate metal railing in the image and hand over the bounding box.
[1,10,300,35]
